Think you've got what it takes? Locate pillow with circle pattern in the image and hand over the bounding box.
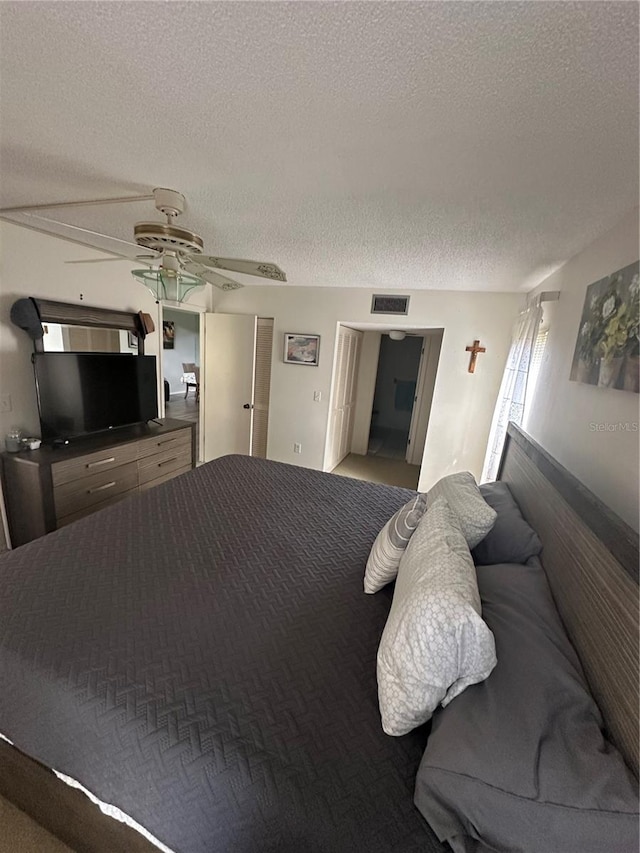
[377,496,497,735]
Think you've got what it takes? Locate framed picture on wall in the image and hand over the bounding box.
[284,333,320,366]
[163,320,175,350]
[569,260,639,393]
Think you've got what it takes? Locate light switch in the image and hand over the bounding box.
[313,391,322,402]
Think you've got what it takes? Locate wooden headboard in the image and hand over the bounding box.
[498,423,639,778]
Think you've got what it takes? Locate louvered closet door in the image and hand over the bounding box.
[251,318,274,459]
[326,327,362,471]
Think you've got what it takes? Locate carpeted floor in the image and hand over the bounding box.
[332,453,420,490]
[0,795,74,852]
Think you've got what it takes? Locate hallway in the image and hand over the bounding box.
[367,426,409,461]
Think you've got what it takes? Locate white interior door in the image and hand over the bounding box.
[203,313,257,461]
[325,326,362,471]
[406,333,442,466]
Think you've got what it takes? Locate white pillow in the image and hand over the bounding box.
[427,472,497,549]
[377,496,497,736]
[364,472,496,594]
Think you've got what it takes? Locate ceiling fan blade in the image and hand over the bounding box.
[65,257,132,265]
[182,262,244,290]
[22,212,153,252]
[65,254,158,265]
[5,211,161,264]
[184,255,287,282]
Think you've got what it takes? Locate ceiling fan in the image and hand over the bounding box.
[0,187,287,302]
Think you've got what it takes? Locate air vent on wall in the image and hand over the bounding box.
[371,294,410,315]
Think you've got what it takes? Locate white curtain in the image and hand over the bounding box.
[481,303,543,482]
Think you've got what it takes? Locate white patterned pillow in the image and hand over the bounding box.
[377,496,497,736]
[428,472,496,549]
[364,472,496,594]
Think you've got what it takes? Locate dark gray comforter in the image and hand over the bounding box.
[0,455,443,853]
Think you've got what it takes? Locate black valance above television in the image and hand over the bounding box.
[10,298,154,354]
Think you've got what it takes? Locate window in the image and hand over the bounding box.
[524,327,548,417]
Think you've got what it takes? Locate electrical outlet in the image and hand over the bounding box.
[294,443,302,454]
[0,394,12,413]
[313,390,322,402]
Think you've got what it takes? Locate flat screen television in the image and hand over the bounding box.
[33,352,158,442]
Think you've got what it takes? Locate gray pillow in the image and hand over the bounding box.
[363,493,429,594]
[414,560,639,853]
[471,481,542,565]
[365,472,496,594]
[377,497,496,735]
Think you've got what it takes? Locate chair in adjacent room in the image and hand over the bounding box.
[182,363,200,401]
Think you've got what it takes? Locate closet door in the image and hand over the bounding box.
[342,331,361,458]
[325,326,362,471]
[251,318,274,459]
[326,332,347,471]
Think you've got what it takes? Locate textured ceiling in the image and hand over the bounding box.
[0,1,638,292]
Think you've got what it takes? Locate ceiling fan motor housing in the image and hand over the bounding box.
[135,188,204,253]
[134,222,204,254]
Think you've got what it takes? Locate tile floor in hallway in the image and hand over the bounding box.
[367,426,410,461]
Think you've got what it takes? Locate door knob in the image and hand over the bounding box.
[243,403,252,409]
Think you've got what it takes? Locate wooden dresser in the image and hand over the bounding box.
[1,419,195,547]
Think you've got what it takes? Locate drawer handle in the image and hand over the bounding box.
[88,481,116,495]
[86,457,116,469]
[157,438,177,446]
[158,457,178,467]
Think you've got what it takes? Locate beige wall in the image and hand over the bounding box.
[0,221,211,440]
[213,286,523,490]
[524,207,639,530]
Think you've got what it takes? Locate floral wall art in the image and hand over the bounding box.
[570,260,639,393]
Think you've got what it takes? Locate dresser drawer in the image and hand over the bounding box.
[138,448,192,486]
[138,464,192,493]
[137,428,192,461]
[52,442,138,487]
[54,461,138,519]
[57,488,137,528]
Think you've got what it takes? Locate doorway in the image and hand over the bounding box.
[326,325,443,490]
[201,313,274,462]
[368,334,422,460]
[161,305,201,456]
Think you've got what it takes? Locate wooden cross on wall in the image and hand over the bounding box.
[466,340,486,373]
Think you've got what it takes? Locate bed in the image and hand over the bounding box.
[0,424,637,852]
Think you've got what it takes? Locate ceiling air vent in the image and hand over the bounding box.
[371,294,410,315]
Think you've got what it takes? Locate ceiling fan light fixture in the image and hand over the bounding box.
[131,268,205,303]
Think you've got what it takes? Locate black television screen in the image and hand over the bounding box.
[33,352,158,442]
